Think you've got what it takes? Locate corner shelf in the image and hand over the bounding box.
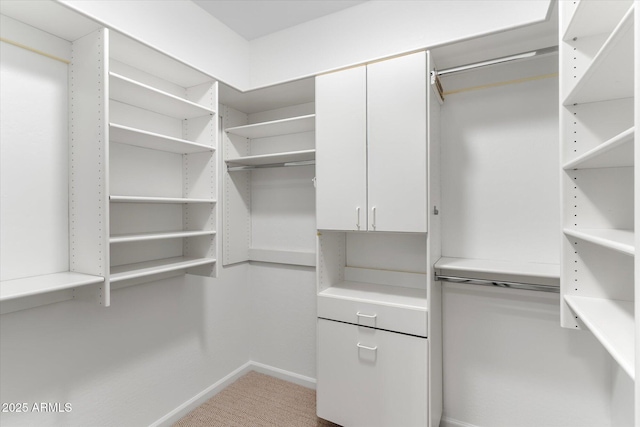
[110,257,216,283]
[563,127,634,169]
[564,295,634,379]
[0,272,104,302]
[226,149,315,167]
[110,230,216,244]
[563,6,635,105]
[563,228,635,256]
[110,195,216,204]
[109,72,216,119]
[225,114,315,139]
[109,123,214,154]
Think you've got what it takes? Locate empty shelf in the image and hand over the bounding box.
[110,257,216,283]
[110,230,216,244]
[563,228,635,256]
[435,257,560,280]
[563,7,635,105]
[226,149,316,166]
[109,123,214,154]
[110,195,216,204]
[109,73,215,119]
[0,272,104,301]
[319,281,427,311]
[563,0,633,41]
[563,127,634,169]
[564,295,634,379]
[225,114,315,139]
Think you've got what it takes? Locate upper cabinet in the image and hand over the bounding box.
[316,51,428,233]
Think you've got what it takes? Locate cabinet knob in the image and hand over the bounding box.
[356,207,361,230]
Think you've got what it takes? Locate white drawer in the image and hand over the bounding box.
[317,318,428,427]
[317,281,428,337]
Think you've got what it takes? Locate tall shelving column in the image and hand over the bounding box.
[107,30,218,286]
[559,0,637,417]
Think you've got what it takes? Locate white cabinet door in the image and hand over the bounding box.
[316,66,367,231]
[317,318,428,427]
[367,52,428,232]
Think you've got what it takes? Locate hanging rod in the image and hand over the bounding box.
[0,37,70,64]
[436,274,560,293]
[227,160,315,172]
[437,46,558,77]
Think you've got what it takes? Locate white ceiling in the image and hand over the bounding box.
[192,0,367,40]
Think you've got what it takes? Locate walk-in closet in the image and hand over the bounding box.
[0,1,638,426]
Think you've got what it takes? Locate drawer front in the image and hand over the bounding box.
[317,295,427,337]
[317,318,428,427]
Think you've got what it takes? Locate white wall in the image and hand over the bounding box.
[248,263,317,380]
[441,284,612,427]
[249,0,552,88]
[58,0,552,90]
[0,267,251,426]
[58,0,251,89]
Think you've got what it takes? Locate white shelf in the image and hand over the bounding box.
[110,230,216,244]
[109,72,215,119]
[319,281,427,311]
[563,0,634,41]
[563,6,635,105]
[226,149,315,167]
[248,248,316,267]
[563,127,634,169]
[0,272,104,302]
[110,257,216,283]
[564,295,634,379]
[110,195,216,204]
[225,114,315,139]
[563,228,635,256]
[435,257,560,281]
[109,123,214,154]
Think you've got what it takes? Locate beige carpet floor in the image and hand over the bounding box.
[173,371,340,427]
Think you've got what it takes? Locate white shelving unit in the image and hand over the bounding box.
[107,30,219,285]
[0,273,104,302]
[435,257,560,287]
[225,114,314,139]
[109,123,214,154]
[226,149,315,167]
[109,72,215,119]
[560,0,637,395]
[221,93,316,267]
[110,257,216,283]
[110,195,216,204]
[563,127,634,169]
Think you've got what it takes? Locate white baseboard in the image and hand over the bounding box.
[152,361,316,427]
[440,416,480,427]
[249,361,316,389]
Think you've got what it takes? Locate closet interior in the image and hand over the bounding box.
[0,0,638,426]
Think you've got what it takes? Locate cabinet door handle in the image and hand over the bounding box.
[371,206,376,230]
[357,343,378,351]
[356,207,360,230]
[356,311,377,319]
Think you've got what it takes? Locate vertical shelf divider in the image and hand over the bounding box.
[70,27,110,305]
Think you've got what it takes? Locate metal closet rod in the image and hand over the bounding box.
[436,45,558,76]
[227,160,315,172]
[436,274,560,293]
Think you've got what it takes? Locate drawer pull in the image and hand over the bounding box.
[356,311,377,319]
[357,343,378,351]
